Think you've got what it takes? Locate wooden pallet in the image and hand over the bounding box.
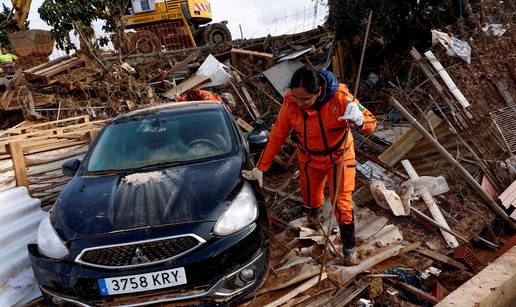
[0,115,105,205]
[24,55,86,85]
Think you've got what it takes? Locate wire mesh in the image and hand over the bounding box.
[111,20,195,55]
[490,105,516,154]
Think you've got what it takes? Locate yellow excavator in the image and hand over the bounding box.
[2,0,54,67]
[118,0,232,54]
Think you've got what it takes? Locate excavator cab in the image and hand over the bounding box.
[120,0,231,55]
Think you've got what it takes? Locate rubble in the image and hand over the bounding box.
[0,1,515,305]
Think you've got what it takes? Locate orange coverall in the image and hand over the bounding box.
[178,90,232,112]
[257,84,376,224]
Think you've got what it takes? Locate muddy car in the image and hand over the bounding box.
[28,101,270,306]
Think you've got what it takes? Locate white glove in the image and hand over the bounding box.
[338,102,364,126]
[241,167,263,187]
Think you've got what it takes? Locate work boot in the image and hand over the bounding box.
[307,207,321,229]
[339,223,360,266]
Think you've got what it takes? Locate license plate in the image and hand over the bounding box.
[98,267,187,296]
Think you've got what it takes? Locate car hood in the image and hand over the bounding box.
[54,155,243,240]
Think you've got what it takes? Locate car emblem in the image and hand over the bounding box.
[131,247,150,265]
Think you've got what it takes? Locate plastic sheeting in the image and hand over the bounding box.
[431,29,472,64]
[0,187,45,306]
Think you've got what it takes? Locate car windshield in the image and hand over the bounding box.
[87,109,233,172]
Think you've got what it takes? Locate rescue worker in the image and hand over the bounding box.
[177,89,235,112]
[0,48,17,63]
[242,66,376,265]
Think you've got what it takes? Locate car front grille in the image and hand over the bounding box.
[76,234,205,269]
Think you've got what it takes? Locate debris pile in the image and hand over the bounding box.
[0,1,515,305]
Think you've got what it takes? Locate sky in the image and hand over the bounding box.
[1,0,328,52]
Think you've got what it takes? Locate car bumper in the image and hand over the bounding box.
[29,223,269,306]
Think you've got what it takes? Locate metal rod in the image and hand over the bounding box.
[390,96,516,230]
[353,10,373,97]
[410,206,499,249]
[318,126,350,285]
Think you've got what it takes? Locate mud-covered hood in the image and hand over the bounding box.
[53,155,243,240]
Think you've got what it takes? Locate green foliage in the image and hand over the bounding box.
[39,0,131,52]
[327,0,456,43]
[0,4,12,48]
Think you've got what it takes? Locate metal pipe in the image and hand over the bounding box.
[390,96,516,230]
[410,207,499,249]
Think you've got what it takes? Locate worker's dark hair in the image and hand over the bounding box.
[290,65,321,94]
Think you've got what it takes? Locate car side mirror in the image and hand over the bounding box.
[62,159,81,177]
[247,130,268,153]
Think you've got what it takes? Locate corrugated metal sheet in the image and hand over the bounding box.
[262,59,304,96]
[0,187,45,306]
[499,180,516,210]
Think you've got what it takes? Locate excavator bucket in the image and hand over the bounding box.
[7,29,54,57]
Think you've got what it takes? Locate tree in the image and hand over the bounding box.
[39,0,131,52]
[327,0,459,44]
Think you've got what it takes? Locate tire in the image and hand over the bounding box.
[200,23,232,46]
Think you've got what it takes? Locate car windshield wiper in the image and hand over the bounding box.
[128,160,190,171]
[86,169,128,176]
[86,161,189,176]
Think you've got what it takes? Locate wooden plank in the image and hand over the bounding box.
[7,142,29,189]
[378,111,443,166]
[24,140,89,156]
[415,247,468,270]
[331,280,370,306]
[3,115,90,135]
[231,48,274,60]
[498,180,516,209]
[1,71,24,110]
[40,59,86,78]
[161,74,211,99]
[263,272,327,307]
[233,72,261,119]
[424,50,470,108]
[389,279,440,304]
[236,118,254,132]
[23,55,72,75]
[256,265,321,295]
[401,160,459,248]
[32,57,78,76]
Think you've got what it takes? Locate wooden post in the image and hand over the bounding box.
[401,160,459,248]
[7,142,29,190]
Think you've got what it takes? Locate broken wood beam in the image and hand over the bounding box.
[390,96,516,230]
[233,72,261,119]
[263,272,328,307]
[424,50,470,108]
[388,278,440,305]
[401,159,459,248]
[161,74,211,99]
[415,247,468,271]
[378,111,443,167]
[7,142,29,189]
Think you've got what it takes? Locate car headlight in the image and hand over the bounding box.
[213,182,258,236]
[37,213,69,259]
